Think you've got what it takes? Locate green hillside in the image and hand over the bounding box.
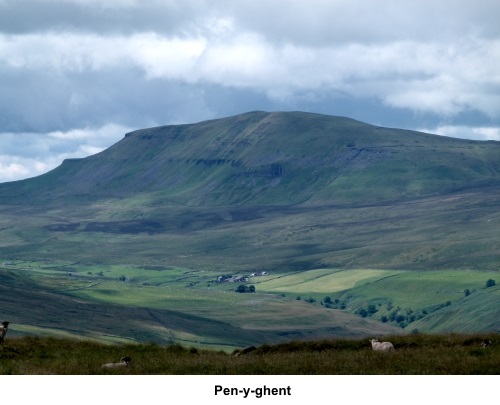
[1,111,499,345]
[1,333,499,374]
[0,263,401,349]
[1,111,499,206]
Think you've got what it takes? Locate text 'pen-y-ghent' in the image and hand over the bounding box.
[215,385,292,399]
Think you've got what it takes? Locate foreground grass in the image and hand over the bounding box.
[1,333,498,375]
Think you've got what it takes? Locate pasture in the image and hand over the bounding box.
[2,259,498,349]
[253,268,499,331]
[255,268,402,293]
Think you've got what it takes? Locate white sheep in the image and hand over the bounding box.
[102,356,132,368]
[369,338,395,352]
[0,321,9,345]
[481,339,492,348]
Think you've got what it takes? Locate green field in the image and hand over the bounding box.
[256,269,401,293]
[2,259,498,349]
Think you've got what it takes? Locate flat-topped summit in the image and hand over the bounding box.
[1,111,499,206]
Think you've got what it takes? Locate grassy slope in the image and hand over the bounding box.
[0,263,401,350]
[1,333,499,374]
[1,186,499,271]
[410,283,500,332]
[1,111,499,207]
[300,269,500,333]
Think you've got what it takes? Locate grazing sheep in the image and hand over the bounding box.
[481,339,492,348]
[369,338,395,352]
[102,356,132,368]
[0,321,9,345]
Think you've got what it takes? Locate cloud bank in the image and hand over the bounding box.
[1,0,499,182]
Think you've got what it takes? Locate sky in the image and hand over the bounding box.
[1,0,500,183]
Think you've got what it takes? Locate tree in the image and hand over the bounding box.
[324,296,332,304]
[485,279,496,288]
[235,284,256,293]
[464,288,471,297]
[395,314,406,323]
[235,285,247,293]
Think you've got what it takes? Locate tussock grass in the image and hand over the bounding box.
[1,333,498,375]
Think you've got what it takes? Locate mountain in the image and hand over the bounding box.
[1,110,499,272]
[2,111,500,206]
[1,111,499,344]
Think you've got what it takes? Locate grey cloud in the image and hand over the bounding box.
[216,0,500,45]
[0,0,202,35]
[0,66,215,133]
[0,0,500,47]
[1,0,500,183]
[4,0,500,43]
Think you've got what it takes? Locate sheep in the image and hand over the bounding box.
[369,338,395,352]
[0,321,9,345]
[102,356,132,368]
[481,339,492,348]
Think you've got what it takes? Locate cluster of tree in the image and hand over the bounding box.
[235,284,256,293]
[297,295,349,309]
[321,296,346,309]
[355,304,379,318]
[297,279,497,328]
[381,307,421,327]
[379,301,455,328]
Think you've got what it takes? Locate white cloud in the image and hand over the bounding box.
[0,124,130,182]
[129,33,207,81]
[46,123,130,143]
[0,153,62,182]
[420,125,500,141]
[2,31,499,119]
[0,159,32,181]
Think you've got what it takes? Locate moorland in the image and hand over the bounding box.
[1,333,499,374]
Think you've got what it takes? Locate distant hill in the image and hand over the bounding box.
[2,111,500,206]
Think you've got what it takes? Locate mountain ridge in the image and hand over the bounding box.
[2,111,500,207]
